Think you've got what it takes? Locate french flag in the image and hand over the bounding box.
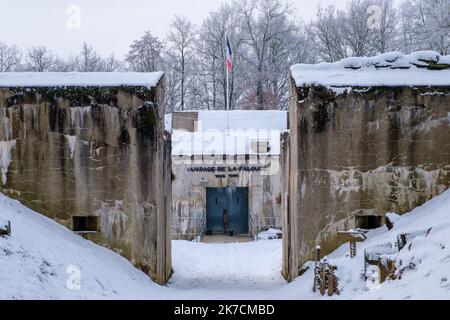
[226,36,232,72]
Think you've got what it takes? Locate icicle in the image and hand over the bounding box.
[79,106,91,128]
[33,106,37,129]
[70,108,77,127]
[110,107,118,128]
[0,140,16,185]
[1,108,11,140]
[64,135,77,159]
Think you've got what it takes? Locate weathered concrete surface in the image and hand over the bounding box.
[172,156,282,239]
[0,83,172,284]
[285,83,450,280]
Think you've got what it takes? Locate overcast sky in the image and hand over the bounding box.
[0,0,396,59]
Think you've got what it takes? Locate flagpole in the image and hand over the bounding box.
[226,55,230,136]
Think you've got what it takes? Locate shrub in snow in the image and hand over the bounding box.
[0,216,11,236]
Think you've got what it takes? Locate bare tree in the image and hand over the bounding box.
[342,0,376,57]
[237,0,314,110]
[126,31,164,72]
[76,42,103,72]
[102,54,125,72]
[400,0,450,55]
[0,42,22,72]
[314,5,349,62]
[25,46,54,72]
[265,20,316,110]
[51,55,78,72]
[196,2,245,110]
[167,15,197,111]
[370,0,399,53]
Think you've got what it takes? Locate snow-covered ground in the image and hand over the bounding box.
[328,189,450,300]
[1,190,449,300]
[168,240,286,298]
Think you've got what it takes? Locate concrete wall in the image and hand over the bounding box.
[0,82,172,284]
[172,156,282,239]
[172,112,198,132]
[285,83,450,280]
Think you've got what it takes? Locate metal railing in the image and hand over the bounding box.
[250,216,283,241]
[172,214,282,241]
[171,215,206,242]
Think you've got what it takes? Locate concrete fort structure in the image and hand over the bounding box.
[284,52,450,280]
[0,72,172,284]
[168,111,288,240]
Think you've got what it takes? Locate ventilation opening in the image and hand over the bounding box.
[72,216,99,233]
[355,215,383,230]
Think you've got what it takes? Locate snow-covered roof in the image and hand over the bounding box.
[197,111,287,131]
[170,110,287,156]
[0,72,164,88]
[291,51,450,88]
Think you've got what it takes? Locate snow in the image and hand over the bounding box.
[1,189,450,299]
[171,111,287,156]
[291,51,450,88]
[257,229,282,240]
[164,113,173,133]
[0,192,167,300]
[169,240,286,294]
[0,72,164,88]
[322,189,450,300]
[0,215,9,229]
[197,111,287,132]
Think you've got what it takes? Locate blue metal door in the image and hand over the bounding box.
[206,187,249,234]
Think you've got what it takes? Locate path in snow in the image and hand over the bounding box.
[168,240,286,292]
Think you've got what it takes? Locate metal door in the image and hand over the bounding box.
[206,187,249,234]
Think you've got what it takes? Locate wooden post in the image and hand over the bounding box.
[350,240,356,258]
[7,221,11,235]
[327,267,334,297]
[313,246,320,292]
[363,249,367,281]
[397,233,407,251]
[320,258,326,296]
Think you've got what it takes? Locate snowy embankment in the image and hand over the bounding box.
[1,190,449,300]
[0,192,168,300]
[304,189,450,300]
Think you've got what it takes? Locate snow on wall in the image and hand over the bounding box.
[291,51,450,87]
[96,200,129,241]
[0,140,16,185]
[0,72,164,88]
[324,165,447,210]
